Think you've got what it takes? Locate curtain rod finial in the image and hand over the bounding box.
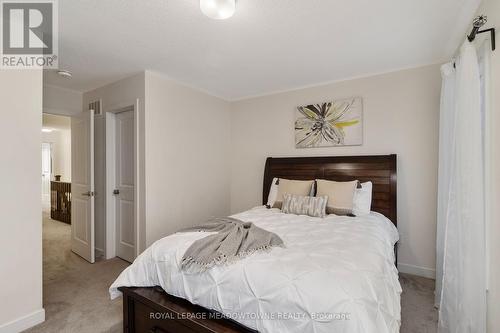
[473,15,488,28]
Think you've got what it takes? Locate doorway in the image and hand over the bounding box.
[41,113,74,273]
[114,110,135,262]
[106,103,139,263]
[65,102,139,264]
[41,114,72,218]
[70,106,107,262]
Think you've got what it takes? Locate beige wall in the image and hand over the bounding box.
[42,129,71,182]
[43,84,82,116]
[0,70,44,331]
[476,0,500,331]
[230,64,441,277]
[82,71,232,255]
[144,71,232,246]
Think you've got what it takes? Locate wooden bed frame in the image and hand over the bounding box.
[119,154,397,333]
[263,155,397,226]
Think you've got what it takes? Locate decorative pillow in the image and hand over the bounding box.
[353,181,373,216]
[281,194,328,218]
[315,179,358,215]
[272,179,315,209]
[266,178,279,207]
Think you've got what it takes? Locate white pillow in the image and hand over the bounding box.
[266,178,279,207]
[352,181,372,216]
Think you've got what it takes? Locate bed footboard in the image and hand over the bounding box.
[119,286,257,333]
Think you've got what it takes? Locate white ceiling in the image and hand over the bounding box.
[44,0,482,100]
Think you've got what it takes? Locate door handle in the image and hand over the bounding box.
[113,189,120,195]
[81,191,95,197]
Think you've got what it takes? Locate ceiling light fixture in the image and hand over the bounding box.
[200,0,235,20]
[42,128,54,133]
[57,70,72,78]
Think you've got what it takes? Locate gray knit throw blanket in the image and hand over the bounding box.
[178,217,284,273]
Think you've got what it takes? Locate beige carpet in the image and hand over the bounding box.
[26,214,437,332]
[400,273,438,333]
[24,214,129,333]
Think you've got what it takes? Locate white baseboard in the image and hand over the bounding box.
[0,308,45,333]
[398,263,436,279]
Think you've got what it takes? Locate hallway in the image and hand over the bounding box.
[25,214,128,332]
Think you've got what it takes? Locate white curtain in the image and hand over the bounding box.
[435,62,456,308]
[477,40,492,293]
[436,41,488,332]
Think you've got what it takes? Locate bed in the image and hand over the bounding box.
[112,155,400,333]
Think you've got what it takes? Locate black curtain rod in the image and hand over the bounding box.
[467,15,496,51]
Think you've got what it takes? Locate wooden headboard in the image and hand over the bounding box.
[263,155,397,226]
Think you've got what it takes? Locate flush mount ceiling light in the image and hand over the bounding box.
[200,0,236,20]
[57,69,72,78]
[42,128,54,133]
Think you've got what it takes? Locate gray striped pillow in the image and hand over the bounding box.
[281,193,328,218]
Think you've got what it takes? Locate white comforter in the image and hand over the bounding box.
[110,207,401,333]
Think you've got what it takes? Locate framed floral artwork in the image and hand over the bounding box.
[295,97,363,148]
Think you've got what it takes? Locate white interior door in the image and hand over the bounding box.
[71,110,95,263]
[114,110,135,262]
[41,143,52,210]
